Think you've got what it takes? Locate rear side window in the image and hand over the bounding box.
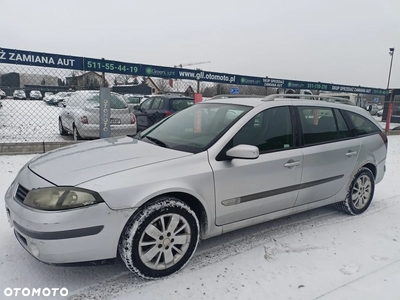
[334,109,351,139]
[344,111,381,136]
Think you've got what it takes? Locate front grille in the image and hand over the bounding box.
[15,184,29,203]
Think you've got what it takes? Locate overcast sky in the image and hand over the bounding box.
[1,0,399,88]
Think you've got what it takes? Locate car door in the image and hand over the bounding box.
[144,96,165,126]
[294,106,361,206]
[209,106,304,226]
[133,97,154,131]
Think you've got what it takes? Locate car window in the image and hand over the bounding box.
[232,106,293,152]
[169,99,194,111]
[66,92,127,109]
[142,103,251,153]
[344,111,381,136]
[125,96,142,104]
[334,109,351,139]
[150,97,163,109]
[298,106,338,145]
[140,98,153,110]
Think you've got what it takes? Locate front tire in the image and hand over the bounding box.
[119,197,199,279]
[73,125,82,141]
[335,167,375,215]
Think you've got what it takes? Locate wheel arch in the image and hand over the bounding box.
[119,191,209,245]
[362,163,377,179]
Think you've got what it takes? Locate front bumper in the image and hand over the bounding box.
[5,168,136,264]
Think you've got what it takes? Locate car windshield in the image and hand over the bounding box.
[125,96,142,104]
[141,103,251,153]
[68,92,128,109]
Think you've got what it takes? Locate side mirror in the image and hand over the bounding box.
[226,144,259,160]
[133,105,140,110]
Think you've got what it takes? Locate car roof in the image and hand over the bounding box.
[202,94,368,112]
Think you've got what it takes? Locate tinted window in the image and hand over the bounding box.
[140,98,153,110]
[151,97,163,109]
[298,106,338,145]
[345,111,381,135]
[334,109,351,138]
[169,99,194,111]
[232,106,293,152]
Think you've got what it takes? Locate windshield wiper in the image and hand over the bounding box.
[144,136,168,148]
[133,131,142,140]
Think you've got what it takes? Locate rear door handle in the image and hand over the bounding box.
[284,159,301,168]
[346,150,357,157]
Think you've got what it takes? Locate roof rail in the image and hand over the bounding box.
[262,94,355,105]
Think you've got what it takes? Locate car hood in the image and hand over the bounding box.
[28,136,192,186]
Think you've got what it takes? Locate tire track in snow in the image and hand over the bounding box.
[69,195,400,300]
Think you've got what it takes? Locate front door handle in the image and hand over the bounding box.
[346,150,357,157]
[284,159,301,169]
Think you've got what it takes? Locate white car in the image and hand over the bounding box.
[6,95,387,279]
[58,90,137,140]
[29,90,42,100]
[13,90,26,100]
[0,89,6,99]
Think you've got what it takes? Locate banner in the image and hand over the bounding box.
[0,47,388,95]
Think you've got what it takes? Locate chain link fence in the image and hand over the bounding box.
[0,49,397,144]
[0,64,277,143]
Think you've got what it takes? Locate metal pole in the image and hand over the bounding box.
[387,49,395,89]
[385,48,395,133]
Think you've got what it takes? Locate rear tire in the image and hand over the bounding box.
[335,167,375,215]
[119,197,199,279]
[58,119,68,136]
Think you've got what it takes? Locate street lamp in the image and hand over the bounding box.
[385,47,395,133]
[387,48,395,89]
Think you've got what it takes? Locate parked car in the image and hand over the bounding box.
[0,89,6,99]
[133,95,194,132]
[366,103,380,115]
[29,90,42,100]
[377,109,383,117]
[123,94,146,112]
[58,90,137,140]
[42,92,54,102]
[5,95,387,279]
[13,90,26,100]
[45,92,72,106]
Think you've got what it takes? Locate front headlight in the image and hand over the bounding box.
[23,187,104,211]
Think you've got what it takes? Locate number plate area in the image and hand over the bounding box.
[110,118,121,125]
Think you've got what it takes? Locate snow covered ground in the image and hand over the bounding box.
[0,139,399,299]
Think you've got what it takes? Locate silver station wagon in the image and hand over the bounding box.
[5,95,388,278]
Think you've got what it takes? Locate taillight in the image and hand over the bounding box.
[379,131,388,149]
[81,116,88,124]
[165,110,172,117]
[130,113,136,125]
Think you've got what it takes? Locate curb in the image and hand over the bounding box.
[0,142,80,155]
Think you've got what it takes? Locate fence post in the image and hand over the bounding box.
[385,90,394,134]
[99,87,111,138]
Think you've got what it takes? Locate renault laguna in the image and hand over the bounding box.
[5,94,387,278]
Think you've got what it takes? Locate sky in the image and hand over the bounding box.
[1,0,399,89]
